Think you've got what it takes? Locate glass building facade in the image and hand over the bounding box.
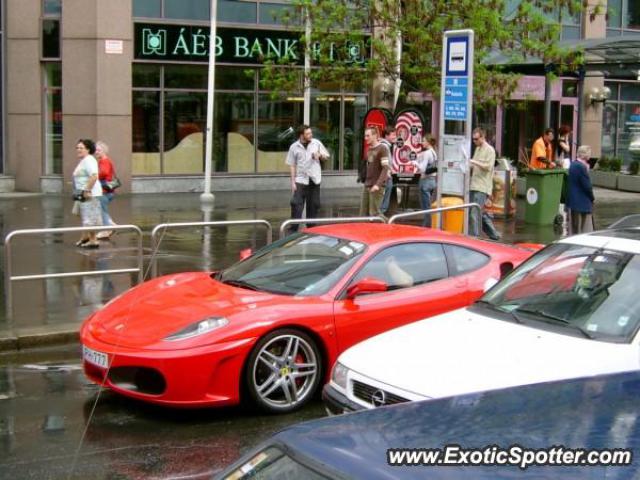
[131,0,366,177]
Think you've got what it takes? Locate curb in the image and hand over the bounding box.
[0,330,79,353]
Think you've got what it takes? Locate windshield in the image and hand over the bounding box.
[480,243,640,343]
[218,233,366,296]
[220,446,331,480]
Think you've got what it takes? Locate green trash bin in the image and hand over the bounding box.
[524,169,567,225]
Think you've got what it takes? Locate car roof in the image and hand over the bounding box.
[559,227,640,254]
[306,223,486,246]
[264,371,640,479]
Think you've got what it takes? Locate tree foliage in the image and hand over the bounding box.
[260,0,587,106]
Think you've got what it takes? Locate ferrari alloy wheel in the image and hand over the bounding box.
[246,329,322,413]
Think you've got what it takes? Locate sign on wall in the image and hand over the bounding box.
[134,23,367,65]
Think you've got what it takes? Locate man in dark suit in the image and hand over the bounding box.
[567,145,595,235]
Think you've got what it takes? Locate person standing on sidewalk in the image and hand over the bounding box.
[567,145,595,235]
[556,125,573,235]
[379,126,397,215]
[556,125,572,169]
[95,141,118,240]
[413,135,438,227]
[72,139,102,248]
[530,128,556,169]
[286,125,330,231]
[359,127,390,217]
[469,128,501,241]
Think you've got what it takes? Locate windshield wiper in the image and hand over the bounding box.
[474,300,523,324]
[514,307,595,339]
[221,279,260,291]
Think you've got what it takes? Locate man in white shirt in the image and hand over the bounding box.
[286,125,330,232]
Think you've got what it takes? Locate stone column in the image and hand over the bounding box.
[62,0,132,193]
[6,0,41,191]
[579,0,607,158]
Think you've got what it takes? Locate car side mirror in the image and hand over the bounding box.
[346,277,388,299]
[239,248,253,260]
[499,262,514,280]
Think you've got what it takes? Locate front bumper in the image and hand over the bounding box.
[322,383,366,415]
[81,336,254,407]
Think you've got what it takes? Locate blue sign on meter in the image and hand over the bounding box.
[444,78,468,121]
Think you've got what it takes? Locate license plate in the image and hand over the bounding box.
[83,346,109,369]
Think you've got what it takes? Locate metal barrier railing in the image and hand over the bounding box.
[279,216,386,239]
[150,220,273,278]
[388,203,482,235]
[4,225,144,320]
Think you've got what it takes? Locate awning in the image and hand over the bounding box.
[485,34,640,78]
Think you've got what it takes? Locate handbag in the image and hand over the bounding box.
[102,176,122,191]
[72,190,86,202]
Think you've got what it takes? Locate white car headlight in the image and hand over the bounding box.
[164,317,229,341]
[331,362,349,390]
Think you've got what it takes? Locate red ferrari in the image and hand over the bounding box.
[80,223,537,413]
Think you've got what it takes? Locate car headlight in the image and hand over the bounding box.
[331,362,349,390]
[164,317,229,341]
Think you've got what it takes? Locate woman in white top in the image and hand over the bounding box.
[413,135,438,227]
[72,139,103,248]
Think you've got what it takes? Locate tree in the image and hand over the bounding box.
[260,0,587,106]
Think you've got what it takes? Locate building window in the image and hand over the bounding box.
[132,64,366,175]
[608,0,640,35]
[259,3,296,25]
[43,0,61,15]
[602,82,640,169]
[133,0,161,18]
[218,0,257,23]
[42,19,60,59]
[43,63,62,175]
[133,0,297,25]
[42,0,60,59]
[133,0,210,21]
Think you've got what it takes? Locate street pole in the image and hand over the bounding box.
[543,65,552,130]
[200,0,217,204]
[303,8,311,125]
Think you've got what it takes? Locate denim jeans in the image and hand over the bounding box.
[99,192,114,226]
[469,190,500,239]
[419,176,437,227]
[380,176,394,214]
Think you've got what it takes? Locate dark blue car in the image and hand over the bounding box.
[215,371,640,479]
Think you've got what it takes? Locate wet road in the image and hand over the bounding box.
[0,346,326,479]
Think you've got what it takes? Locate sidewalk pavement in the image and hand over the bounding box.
[0,187,638,353]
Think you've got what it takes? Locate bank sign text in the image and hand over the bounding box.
[135,23,366,65]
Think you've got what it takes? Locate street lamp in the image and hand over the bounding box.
[200,0,218,204]
[587,85,611,106]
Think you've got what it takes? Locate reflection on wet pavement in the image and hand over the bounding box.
[0,346,325,479]
[0,189,638,335]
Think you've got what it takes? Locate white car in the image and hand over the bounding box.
[323,227,640,413]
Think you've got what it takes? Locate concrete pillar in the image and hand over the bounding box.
[6,0,42,191]
[579,0,608,158]
[62,0,132,193]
